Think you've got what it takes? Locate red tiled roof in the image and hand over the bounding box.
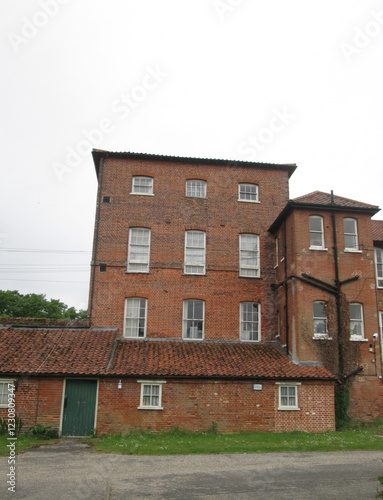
[292,191,379,211]
[0,329,334,380]
[107,340,334,380]
[0,328,117,375]
[372,220,383,242]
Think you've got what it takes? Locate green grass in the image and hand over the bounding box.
[85,423,383,456]
[0,435,58,456]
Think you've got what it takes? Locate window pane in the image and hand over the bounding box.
[125,298,146,337]
[183,300,204,339]
[0,383,7,405]
[309,217,322,232]
[309,216,324,247]
[240,302,260,341]
[186,180,206,198]
[344,219,358,249]
[128,228,150,272]
[133,177,153,194]
[185,231,205,274]
[239,183,258,201]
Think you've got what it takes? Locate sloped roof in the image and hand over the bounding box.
[107,340,334,380]
[0,328,117,376]
[372,220,383,242]
[91,149,297,179]
[292,191,379,210]
[0,329,334,380]
[269,191,380,233]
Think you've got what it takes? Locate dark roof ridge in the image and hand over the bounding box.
[92,149,297,179]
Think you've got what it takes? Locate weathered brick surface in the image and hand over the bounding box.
[273,206,383,421]
[89,157,290,341]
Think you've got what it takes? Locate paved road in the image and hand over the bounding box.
[1,440,382,499]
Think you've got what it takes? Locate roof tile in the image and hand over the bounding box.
[292,191,379,211]
[372,220,383,242]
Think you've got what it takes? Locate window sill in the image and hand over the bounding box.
[278,407,300,411]
[309,247,328,251]
[122,336,146,340]
[185,196,207,200]
[182,273,207,277]
[137,406,163,411]
[344,249,362,253]
[313,334,333,340]
[350,337,368,342]
[238,199,260,204]
[182,337,204,341]
[129,193,154,197]
[240,339,261,343]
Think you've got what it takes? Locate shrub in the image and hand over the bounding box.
[28,424,58,440]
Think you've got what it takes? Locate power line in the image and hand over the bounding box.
[0,248,91,254]
[0,278,89,284]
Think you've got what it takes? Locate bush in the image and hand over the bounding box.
[28,424,58,440]
[335,386,351,429]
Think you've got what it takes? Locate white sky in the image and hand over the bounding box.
[1,0,383,311]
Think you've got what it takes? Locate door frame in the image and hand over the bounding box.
[59,378,99,437]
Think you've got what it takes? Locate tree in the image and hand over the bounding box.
[0,290,87,319]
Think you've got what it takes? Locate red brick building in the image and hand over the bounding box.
[1,150,382,435]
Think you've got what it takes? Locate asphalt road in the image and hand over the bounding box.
[1,440,382,499]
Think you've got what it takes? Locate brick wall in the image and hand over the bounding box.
[97,377,335,434]
[0,377,63,432]
[89,157,290,341]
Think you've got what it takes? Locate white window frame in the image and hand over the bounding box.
[137,381,165,410]
[186,179,207,199]
[239,234,260,277]
[238,183,259,203]
[184,231,206,275]
[127,228,151,273]
[0,379,15,408]
[350,303,364,340]
[182,300,205,339]
[375,248,383,288]
[379,312,383,365]
[276,382,300,410]
[123,298,147,338]
[240,302,261,342]
[131,176,154,195]
[344,218,360,252]
[309,215,326,250]
[313,301,328,338]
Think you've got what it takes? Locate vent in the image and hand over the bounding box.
[103,196,110,203]
[99,264,107,272]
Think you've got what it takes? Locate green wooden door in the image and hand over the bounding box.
[62,379,97,437]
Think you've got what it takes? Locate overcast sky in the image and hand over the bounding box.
[1,0,382,311]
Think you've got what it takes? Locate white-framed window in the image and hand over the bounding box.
[131,176,153,195]
[240,302,261,342]
[239,234,260,277]
[277,383,300,410]
[344,218,359,251]
[138,381,165,410]
[183,300,204,339]
[186,179,207,198]
[0,380,15,407]
[313,301,328,337]
[184,231,206,275]
[124,298,147,338]
[238,183,259,202]
[275,237,279,268]
[309,215,325,249]
[127,228,151,273]
[375,248,383,288]
[350,303,364,339]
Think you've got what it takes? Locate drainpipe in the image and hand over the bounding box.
[88,155,106,325]
[331,191,344,380]
[283,219,289,353]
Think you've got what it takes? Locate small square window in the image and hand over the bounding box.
[238,183,259,202]
[99,264,107,272]
[186,180,207,198]
[278,384,299,410]
[103,196,110,203]
[138,382,164,409]
[132,176,153,195]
